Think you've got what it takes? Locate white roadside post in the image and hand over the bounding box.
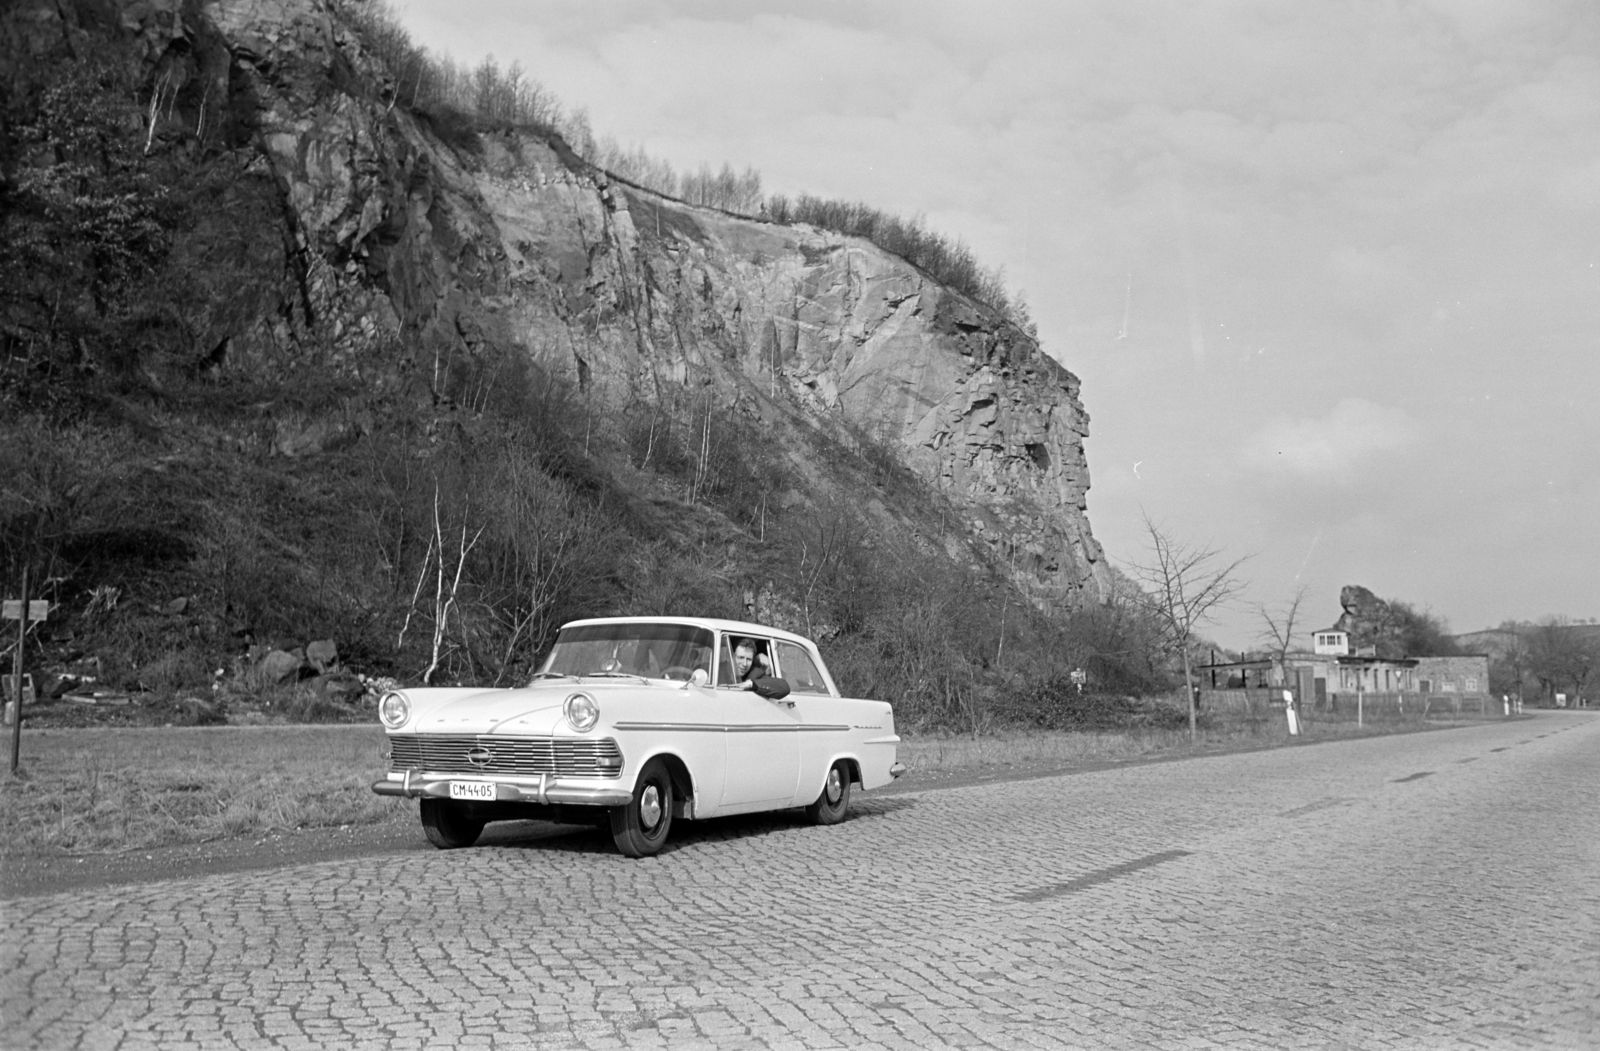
[1283,689,1300,736]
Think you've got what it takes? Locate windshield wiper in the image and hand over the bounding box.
[530,672,572,680]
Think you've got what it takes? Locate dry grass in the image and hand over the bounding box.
[897,711,1475,776]
[897,728,1174,773]
[1,712,1478,855]
[0,725,403,855]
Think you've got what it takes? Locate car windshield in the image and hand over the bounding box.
[535,623,715,682]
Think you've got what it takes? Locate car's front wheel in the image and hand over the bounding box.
[610,758,673,857]
[804,760,853,825]
[421,798,485,849]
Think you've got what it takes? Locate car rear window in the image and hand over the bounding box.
[775,641,830,695]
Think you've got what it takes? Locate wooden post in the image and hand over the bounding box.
[10,567,27,775]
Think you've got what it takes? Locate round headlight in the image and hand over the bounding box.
[378,690,411,729]
[564,691,599,732]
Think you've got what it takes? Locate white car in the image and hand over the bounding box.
[372,617,904,856]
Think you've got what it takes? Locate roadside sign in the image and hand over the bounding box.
[2,600,49,622]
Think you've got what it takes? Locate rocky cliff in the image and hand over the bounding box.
[8,0,1108,610]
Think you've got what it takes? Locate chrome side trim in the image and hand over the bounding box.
[610,722,851,733]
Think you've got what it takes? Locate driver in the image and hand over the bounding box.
[730,638,770,690]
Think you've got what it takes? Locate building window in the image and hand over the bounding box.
[1465,677,1478,692]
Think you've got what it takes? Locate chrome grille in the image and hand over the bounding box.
[387,735,623,778]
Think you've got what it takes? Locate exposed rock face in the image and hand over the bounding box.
[26,0,1109,607]
[1333,585,1455,659]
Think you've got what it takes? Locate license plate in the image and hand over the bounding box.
[449,781,496,801]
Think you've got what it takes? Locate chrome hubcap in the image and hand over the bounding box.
[640,783,662,829]
[826,768,843,804]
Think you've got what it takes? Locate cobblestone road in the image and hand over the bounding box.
[5,713,1597,1050]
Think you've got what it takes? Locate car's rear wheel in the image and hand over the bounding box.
[805,760,853,825]
[421,798,485,849]
[610,758,673,857]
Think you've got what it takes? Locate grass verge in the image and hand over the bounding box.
[1,713,1482,856]
[896,713,1472,778]
[0,725,401,855]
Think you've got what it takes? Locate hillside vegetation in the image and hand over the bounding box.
[1,0,1168,732]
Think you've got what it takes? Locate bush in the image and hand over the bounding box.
[765,194,1012,313]
[992,678,1191,732]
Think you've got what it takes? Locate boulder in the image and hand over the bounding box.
[310,673,364,704]
[305,639,339,673]
[259,649,306,684]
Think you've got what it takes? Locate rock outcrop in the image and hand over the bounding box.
[17,0,1109,608]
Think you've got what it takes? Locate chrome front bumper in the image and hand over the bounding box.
[889,762,906,779]
[372,771,633,807]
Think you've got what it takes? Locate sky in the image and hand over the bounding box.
[394,0,1600,649]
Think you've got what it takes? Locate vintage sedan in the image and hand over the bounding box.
[371,617,904,857]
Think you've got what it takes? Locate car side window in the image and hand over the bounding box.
[775,642,830,695]
[718,635,773,687]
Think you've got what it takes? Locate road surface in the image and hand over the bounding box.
[4,712,1596,1049]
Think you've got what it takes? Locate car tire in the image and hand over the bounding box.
[421,798,485,850]
[804,760,852,825]
[610,757,673,857]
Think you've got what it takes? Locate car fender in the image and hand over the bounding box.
[623,748,700,819]
[803,752,864,800]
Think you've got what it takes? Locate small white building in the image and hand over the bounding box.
[1313,628,1350,656]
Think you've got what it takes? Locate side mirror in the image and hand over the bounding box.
[751,676,791,701]
[686,668,709,688]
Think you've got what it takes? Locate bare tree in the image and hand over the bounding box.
[1255,583,1309,686]
[1528,617,1599,704]
[1124,513,1248,740]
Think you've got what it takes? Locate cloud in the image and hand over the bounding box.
[1241,399,1420,480]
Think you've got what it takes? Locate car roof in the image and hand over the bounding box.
[557,616,817,648]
